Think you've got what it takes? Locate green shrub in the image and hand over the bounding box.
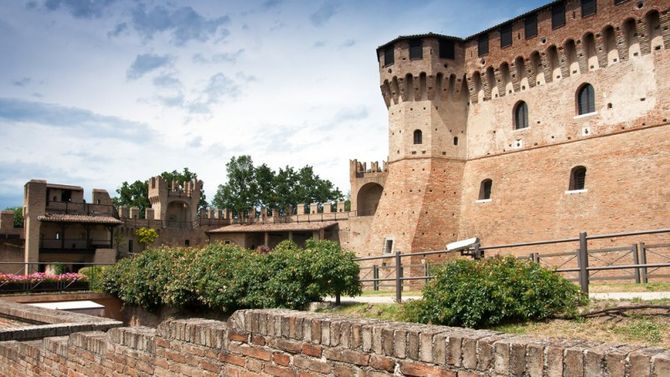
[101,240,361,312]
[78,266,108,292]
[406,256,587,328]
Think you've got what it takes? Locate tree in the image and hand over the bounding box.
[212,155,344,214]
[4,207,23,228]
[113,181,149,218]
[212,156,258,215]
[135,227,159,248]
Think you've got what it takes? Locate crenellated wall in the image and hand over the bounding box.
[0,309,668,377]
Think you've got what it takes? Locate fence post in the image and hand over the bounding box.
[578,232,589,294]
[639,242,648,284]
[632,244,641,284]
[373,265,379,291]
[395,251,402,303]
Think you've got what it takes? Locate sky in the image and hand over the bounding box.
[0,0,548,209]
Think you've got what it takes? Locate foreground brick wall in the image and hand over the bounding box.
[1,309,669,376]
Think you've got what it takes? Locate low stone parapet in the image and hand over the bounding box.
[0,307,668,376]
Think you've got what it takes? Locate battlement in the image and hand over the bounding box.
[349,159,387,179]
[147,176,202,200]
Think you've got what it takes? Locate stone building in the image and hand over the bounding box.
[346,0,670,260]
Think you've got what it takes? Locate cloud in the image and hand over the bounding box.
[339,39,356,48]
[42,0,117,19]
[187,73,239,114]
[12,77,32,87]
[126,53,173,80]
[310,2,338,27]
[333,107,369,123]
[262,0,282,9]
[152,73,181,88]
[107,22,127,37]
[312,40,326,48]
[192,49,244,64]
[130,4,230,46]
[0,97,152,141]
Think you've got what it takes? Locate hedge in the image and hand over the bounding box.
[101,240,361,312]
[404,256,588,328]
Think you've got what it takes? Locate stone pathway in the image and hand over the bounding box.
[326,291,670,304]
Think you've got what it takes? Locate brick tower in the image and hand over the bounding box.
[364,34,468,259]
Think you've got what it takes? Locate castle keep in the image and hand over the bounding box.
[349,0,670,258]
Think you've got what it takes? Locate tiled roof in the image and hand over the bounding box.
[37,214,123,225]
[208,221,338,234]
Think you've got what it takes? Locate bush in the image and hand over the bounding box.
[78,266,108,292]
[405,256,587,328]
[102,240,361,312]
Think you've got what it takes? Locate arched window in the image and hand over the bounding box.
[479,179,493,200]
[569,166,587,190]
[413,129,422,144]
[514,101,529,129]
[577,84,595,115]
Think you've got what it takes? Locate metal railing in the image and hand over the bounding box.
[39,239,112,251]
[355,228,670,303]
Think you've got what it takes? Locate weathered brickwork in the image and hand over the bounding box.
[350,0,670,259]
[0,309,668,376]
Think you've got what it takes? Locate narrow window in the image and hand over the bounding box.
[581,0,596,17]
[500,24,513,48]
[479,179,493,200]
[569,166,587,190]
[185,239,190,247]
[55,232,61,240]
[478,34,489,56]
[577,84,595,115]
[453,136,459,146]
[413,130,423,144]
[439,39,455,59]
[525,14,538,39]
[552,3,566,29]
[128,239,133,253]
[383,238,394,254]
[514,101,529,129]
[384,45,394,66]
[409,39,423,60]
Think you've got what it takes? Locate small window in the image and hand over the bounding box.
[453,136,459,146]
[128,240,133,253]
[500,24,513,48]
[581,0,596,17]
[413,129,423,144]
[185,239,190,247]
[478,34,489,56]
[552,3,566,29]
[409,39,423,60]
[514,101,529,129]
[569,166,587,190]
[439,39,455,59]
[525,14,538,39]
[479,179,493,200]
[384,45,394,66]
[577,84,596,115]
[55,232,61,240]
[383,238,394,254]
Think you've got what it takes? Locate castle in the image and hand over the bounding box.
[0,0,668,274]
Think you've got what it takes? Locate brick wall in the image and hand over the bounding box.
[1,309,669,376]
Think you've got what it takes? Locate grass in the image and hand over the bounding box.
[318,300,670,349]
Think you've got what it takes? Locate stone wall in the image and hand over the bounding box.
[1,308,669,376]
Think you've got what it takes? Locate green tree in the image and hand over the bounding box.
[212,156,258,215]
[212,156,344,214]
[135,227,159,248]
[4,207,23,228]
[160,168,208,210]
[113,180,150,218]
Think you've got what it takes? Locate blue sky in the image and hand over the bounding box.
[0,0,547,208]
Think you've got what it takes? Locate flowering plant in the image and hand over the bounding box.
[0,272,87,284]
